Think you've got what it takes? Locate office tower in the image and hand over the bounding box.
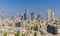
[12,14,14,20]
[51,12,55,20]
[37,14,41,19]
[1,10,4,19]
[19,13,23,20]
[24,8,28,20]
[46,9,55,21]
[24,13,25,20]
[46,9,52,21]
[12,13,14,20]
[31,13,35,20]
[12,13,16,20]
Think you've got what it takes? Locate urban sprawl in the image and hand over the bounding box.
[0,9,60,36]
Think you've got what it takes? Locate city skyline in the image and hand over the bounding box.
[0,0,60,36]
[0,0,60,18]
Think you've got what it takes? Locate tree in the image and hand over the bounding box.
[15,31,19,36]
[3,32,7,36]
[22,33,25,36]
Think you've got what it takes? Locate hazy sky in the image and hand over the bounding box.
[0,0,60,18]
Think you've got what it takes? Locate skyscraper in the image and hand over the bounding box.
[19,12,23,20]
[37,14,41,19]
[24,8,28,20]
[31,13,35,20]
[46,9,55,21]
[1,10,4,19]
[46,9,52,21]
[12,13,16,20]
[51,12,55,20]
[24,13,26,20]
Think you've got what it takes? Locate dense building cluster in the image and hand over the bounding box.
[0,9,60,36]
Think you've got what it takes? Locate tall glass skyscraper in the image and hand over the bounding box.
[31,13,35,20]
[24,8,28,20]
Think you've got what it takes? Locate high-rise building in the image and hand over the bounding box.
[24,13,26,20]
[19,13,23,20]
[46,9,55,21]
[12,13,16,20]
[31,13,35,20]
[51,12,55,20]
[46,9,52,21]
[37,14,41,19]
[24,8,28,20]
[1,10,4,19]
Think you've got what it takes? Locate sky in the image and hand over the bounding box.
[0,0,60,18]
